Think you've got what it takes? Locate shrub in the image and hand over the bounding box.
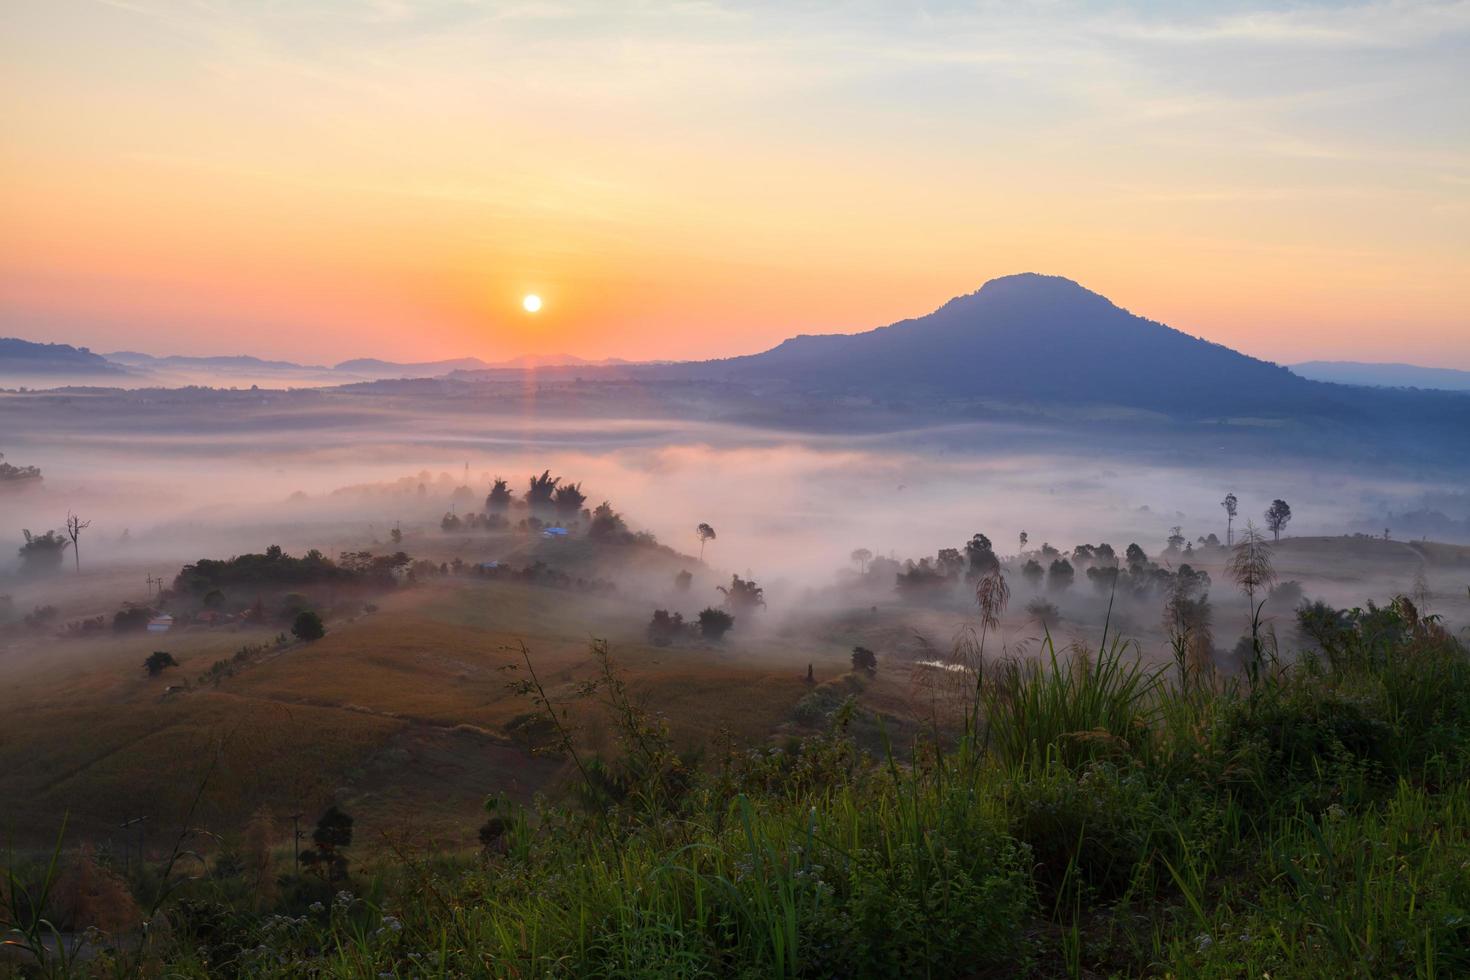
[291,610,325,642]
[112,604,153,632]
[697,607,733,640]
[144,651,178,676]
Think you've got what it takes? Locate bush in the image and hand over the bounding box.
[291,610,325,642]
[144,651,178,676]
[697,607,733,640]
[112,604,154,632]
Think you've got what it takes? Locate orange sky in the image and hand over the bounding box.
[2,1,1467,367]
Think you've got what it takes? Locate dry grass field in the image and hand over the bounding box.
[3,533,1466,862]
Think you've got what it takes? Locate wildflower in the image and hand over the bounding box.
[309,901,325,913]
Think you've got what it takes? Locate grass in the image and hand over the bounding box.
[4,586,1466,978]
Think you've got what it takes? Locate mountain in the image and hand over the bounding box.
[105,351,329,373]
[333,356,495,377]
[0,337,133,376]
[684,274,1341,419]
[1290,360,1470,392]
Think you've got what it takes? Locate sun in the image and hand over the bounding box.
[522,294,542,314]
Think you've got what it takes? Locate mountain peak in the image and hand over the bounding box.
[936,273,1116,318]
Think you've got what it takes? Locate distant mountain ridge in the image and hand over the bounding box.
[0,338,132,375]
[1290,360,1470,392]
[677,273,1333,419]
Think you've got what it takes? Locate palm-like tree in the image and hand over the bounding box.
[696,523,716,561]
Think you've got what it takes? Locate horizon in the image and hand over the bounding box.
[3,2,1468,369]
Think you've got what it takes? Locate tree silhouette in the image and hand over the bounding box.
[718,574,765,615]
[299,805,353,882]
[697,607,734,640]
[486,478,513,512]
[850,646,877,675]
[1046,558,1074,593]
[1264,499,1292,542]
[552,482,587,517]
[143,651,178,676]
[18,529,69,576]
[63,512,91,573]
[526,471,560,514]
[1018,531,1029,553]
[696,523,717,561]
[1221,492,1238,546]
[850,548,872,574]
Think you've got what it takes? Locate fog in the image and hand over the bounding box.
[5,403,1466,627]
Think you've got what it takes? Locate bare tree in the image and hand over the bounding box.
[1220,492,1238,546]
[850,547,872,574]
[65,511,91,573]
[696,523,716,561]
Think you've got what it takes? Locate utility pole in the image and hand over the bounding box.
[290,812,304,874]
[121,815,148,875]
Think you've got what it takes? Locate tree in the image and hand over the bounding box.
[1018,531,1029,553]
[143,651,178,676]
[718,575,765,614]
[850,646,877,676]
[299,806,353,882]
[1125,543,1147,568]
[0,452,42,487]
[17,529,69,576]
[697,607,734,640]
[1221,492,1238,546]
[696,523,716,561]
[292,610,326,642]
[1264,499,1292,542]
[674,569,693,592]
[850,548,873,574]
[552,482,587,517]
[526,471,560,514]
[588,501,627,539]
[1046,558,1074,593]
[1021,559,1044,589]
[486,478,513,512]
[1165,526,1186,554]
[389,525,402,545]
[113,604,153,632]
[64,512,91,573]
[964,533,998,577]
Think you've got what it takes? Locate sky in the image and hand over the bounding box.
[2,0,1467,367]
